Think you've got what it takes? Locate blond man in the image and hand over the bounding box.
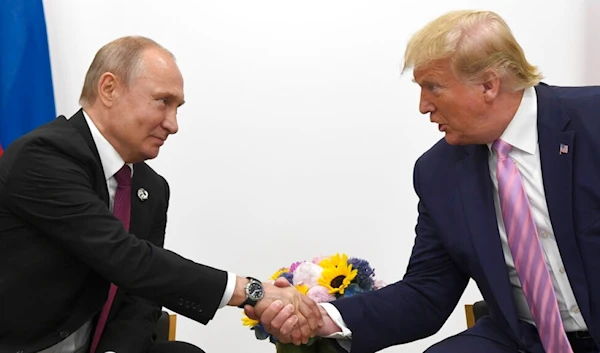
[251,10,600,353]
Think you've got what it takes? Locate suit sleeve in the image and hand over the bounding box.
[331,158,470,353]
[96,178,170,353]
[3,138,227,324]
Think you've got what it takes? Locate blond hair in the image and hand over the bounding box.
[79,36,174,106]
[403,10,542,90]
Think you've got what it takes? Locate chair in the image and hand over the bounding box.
[155,311,177,341]
[464,300,489,328]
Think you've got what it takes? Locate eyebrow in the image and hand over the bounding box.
[155,91,185,107]
[412,78,430,86]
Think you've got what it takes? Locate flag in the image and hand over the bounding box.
[0,0,56,157]
[560,143,569,155]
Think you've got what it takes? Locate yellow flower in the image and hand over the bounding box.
[295,283,309,295]
[241,314,260,327]
[318,262,357,295]
[319,253,349,269]
[270,267,290,280]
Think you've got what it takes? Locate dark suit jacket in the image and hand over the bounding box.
[332,83,600,353]
[0,110,227,353]
[96,160,168,353]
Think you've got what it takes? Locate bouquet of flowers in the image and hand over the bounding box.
[242,253,386,353]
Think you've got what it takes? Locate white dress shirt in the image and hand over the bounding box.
[37,110,236,352]
[323,87,588,349]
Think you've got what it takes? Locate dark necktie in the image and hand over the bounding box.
[89,165,131,353]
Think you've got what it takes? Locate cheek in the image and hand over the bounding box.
[138,107,165,130]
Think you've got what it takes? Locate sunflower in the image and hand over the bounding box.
[295,283,309,295]
[270,267,290,280]
[241,314,259,327]
[318,253,349,269]
[318,262,358,295]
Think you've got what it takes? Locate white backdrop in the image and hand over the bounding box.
[42,1,593,352]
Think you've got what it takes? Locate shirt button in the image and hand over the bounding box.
[540,232,549,239]
[559,267,566,274]
[571,305,580,314]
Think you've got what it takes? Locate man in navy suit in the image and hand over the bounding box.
[249,9,600,353]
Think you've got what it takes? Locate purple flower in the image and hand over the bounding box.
[278,271,294,284]
[348,257,375,290]
[289,261,303,273]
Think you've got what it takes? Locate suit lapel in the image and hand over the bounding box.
[69,109,109,206]
[535,84,590,320]
[129,164,151,241]
[457,144,520,335]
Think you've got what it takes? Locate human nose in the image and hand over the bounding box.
[419,90,435,115]
[163,108,179,134]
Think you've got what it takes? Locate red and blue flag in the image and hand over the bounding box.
[0,0,55,157]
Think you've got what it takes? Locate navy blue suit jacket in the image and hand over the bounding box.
[332,83,600,353]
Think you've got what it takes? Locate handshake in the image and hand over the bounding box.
[229,254,383,348]
[234,276,334,345]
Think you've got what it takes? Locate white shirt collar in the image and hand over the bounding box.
[82,109,134,180]
[487,86,538,154]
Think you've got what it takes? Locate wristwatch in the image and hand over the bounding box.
[238,277,265,308]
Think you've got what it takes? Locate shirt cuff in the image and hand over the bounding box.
[218,271,236,308]
[319,302,352,351]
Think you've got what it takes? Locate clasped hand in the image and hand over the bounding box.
[244,278,323,345]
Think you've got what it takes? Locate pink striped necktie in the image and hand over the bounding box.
[493,139,572,353]
[89,165,132,353]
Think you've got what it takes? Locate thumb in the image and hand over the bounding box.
[244,305,259,320]
[274,277,292,288]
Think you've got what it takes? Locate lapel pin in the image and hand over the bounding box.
[559,143,569,155]
[137,188,149,201]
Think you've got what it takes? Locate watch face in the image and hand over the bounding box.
[247,281,264,301]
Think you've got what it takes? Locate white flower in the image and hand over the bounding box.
[307,285,336,303]
[292,262,323,288]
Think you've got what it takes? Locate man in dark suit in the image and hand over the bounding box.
[252,10,600,353]
[0,36,321,353]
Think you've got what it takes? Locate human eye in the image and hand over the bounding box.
[425,82,438,91]
[155,97,168,107]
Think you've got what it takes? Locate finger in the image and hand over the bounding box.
[298,294,323,331]
[278,313,299,337]
[244,305,258,320]
[291,325,303,345]
[274,277,292,287]
[259,300,284,332]
[277,333,293,344]
[296,313,311,344]
[270,304,296,332]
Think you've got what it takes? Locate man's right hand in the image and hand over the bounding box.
[245,277,342,345]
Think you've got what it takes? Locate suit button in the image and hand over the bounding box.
[59,331,70,338]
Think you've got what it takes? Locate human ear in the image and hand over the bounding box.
[481,69,500,102]
[97,73,119,107]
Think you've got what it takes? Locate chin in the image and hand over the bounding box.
[141,149,161,161]
[443,134,466,146]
